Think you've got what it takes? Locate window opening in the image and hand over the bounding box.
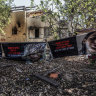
[35,28,39,38]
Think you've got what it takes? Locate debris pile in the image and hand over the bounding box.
[0,56,96,96]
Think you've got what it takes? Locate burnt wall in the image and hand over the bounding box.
[0,11,26,42]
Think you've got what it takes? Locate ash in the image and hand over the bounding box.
[0,55,96,96]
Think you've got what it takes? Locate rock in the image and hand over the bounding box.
[16,68,22,73]
[64,73,73,82]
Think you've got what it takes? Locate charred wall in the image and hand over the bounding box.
[0,11,26,42]
[0,10,54,42]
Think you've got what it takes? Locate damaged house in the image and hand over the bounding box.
[0,6,53,42]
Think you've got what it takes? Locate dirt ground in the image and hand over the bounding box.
[0,56,96,96]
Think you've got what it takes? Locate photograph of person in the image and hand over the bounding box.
[81,31,96,54]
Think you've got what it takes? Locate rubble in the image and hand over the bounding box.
[0,56,96,96]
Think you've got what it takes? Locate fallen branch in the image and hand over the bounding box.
[31,74,59,87]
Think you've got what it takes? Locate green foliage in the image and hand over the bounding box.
[31,0,96,37]
[36,0,65,39]
[0,0,13,34]
[64,0,96,29]
[41,15,46,22]
[31,0,34,7]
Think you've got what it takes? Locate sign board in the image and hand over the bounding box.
[2,31,96,59]
[2,42,46,59]
[48,36,78,58]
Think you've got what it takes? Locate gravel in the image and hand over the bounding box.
[0,55,96,96]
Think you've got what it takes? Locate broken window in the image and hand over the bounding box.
[12,26,17,35]
[29,27,40,39]
[35,28,39,38]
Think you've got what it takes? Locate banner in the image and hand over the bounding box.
[76,31,96,55]
[2,42,46,59]
[0,43,2,58]
[2,31,96,59]
[48,36,78,58]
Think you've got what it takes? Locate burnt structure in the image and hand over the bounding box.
[0,6,53,42]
